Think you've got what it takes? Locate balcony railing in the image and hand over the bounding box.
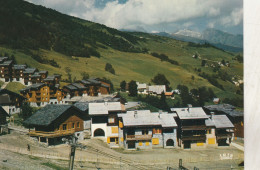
[181,135,206,141]
[28,129,75,138]
[182,125,206,130]
[216,133,233,140]
[126,134,152,141]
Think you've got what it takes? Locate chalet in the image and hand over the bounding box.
[74,102,91,131]
[203,104,244,138]
[24,105,85,145]
[12,64,27,83]
[89,102,125,147]
[171,106,209,149]
[118,110,178,150]
[43,74,60,88]
[63,83,87,98]
[77,78,110,96]
[23,68,37,85]
[31,73,41,84]
[205,114,234,146]
[147,85,166,95]
[0,89,25,114]
[136,82,147,94]
[0,60,14,82]
[165,92,174,99]
[38,71,48,81]
[0,106,9,134]
[20,83,50,107]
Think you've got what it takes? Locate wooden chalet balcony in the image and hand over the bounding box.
[216,133,233,140]
[126,134,152,141]
[28,129,75,138]
[181,135,206,141]
[182,125,206,130]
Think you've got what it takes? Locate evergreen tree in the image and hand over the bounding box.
[120,80,126,91]
[128,80,137,97]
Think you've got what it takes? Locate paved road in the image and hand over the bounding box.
[125,102,139,109]
[231,142,244,151]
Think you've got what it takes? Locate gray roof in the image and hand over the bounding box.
[24,68,37,74]
[171,107,208,119]
[147,85,166,94]
[0,89,25,99]
[31,74,41,78]
[89,102,122,115]
[13,64,26,70]
[64,85,78,90]
[20,83,45,92]
[74,102,89,112]
[211,115,234,128]
[0,60,13,66]
[87,79,101,85]
[0,57,8,62]
[44,76,55,81]
[118,110,177,127]
[24,105,73,126]
[79,80,91,85]
[39,70,48,74]
[0,94,11,104]
[71,83,87,90]
[136,82,147,89]
[204,104,243,117]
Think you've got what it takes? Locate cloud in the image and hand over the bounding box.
[26,0,243,33]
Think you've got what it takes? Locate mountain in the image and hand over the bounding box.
[174,29,202,39]
[0,0,243,104]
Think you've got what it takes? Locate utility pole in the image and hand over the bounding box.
[63,135,86,170]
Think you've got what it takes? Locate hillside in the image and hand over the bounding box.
[0,0,243,106]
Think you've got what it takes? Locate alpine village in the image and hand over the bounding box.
[0,0,244,169]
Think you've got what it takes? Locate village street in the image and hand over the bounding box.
[0,130,244,170]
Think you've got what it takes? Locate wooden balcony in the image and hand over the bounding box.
[28,129,75,138]
[181,135,206,141]
[182,125,206,130]
[126,134,152,141]
[216,133,233,140]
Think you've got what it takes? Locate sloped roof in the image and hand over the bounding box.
[74,102,89,112]
[24,68,37,74]
[147,85,166,94]
[64,84,78,90]
[0,89,25,99]
[71,83,87,90]
[211,115,234,128]
[0,60,13,66]
[0,106,9,117]
[89,102,122,115]
[171,107,208,119]
[136,82,147,89]
[13,64,26,70]
[0,94,11,104]
[20,83,46,92]
[24,105,77,126]
[204,104,243,117]
[118,110,177,127]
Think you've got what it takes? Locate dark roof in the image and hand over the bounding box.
[203,104,243,117]
[64,85,78,90]
[31,74,41,78]
[101,84,109,88]
[87,79,101,85]
[0,95,11,105]
[39,70,48,74]
[79,80,91,85]
[71,83,87,90]
[24,105,73,126]
[13,64,26,70]
[24,68,37,74]
[20,83,46,92]
[74,102,89,112]
[0,57,8,63]
[0,106,9,117]
[0,89,25,99]
[0,60,13,66]
[44,76,55,81]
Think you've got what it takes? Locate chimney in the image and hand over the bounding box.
[158,110,163,118]
[210,112,215,119]
[187,104,192,113]
[134,110,138,118]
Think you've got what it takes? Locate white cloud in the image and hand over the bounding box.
[26,0,243,32]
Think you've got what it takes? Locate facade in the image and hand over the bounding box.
[118,110,178,150]
[0,60,14,82]
[12,64,27,83]
[172,106,209,149]
[147,85,166,95]
[203,104,244,138]
[24,105,85,145]
[136,82,147,94]
[89,102,125,147]
[206,114,234,146]
[23,68,37,85]
[0,89,25,114]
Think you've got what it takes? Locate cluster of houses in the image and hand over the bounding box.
[136,82,174,98]
[19,100,242,150]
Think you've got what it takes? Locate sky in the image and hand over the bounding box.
[26,0,243,35]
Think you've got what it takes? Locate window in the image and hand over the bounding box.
[164,128,173,133]
[139,141,143,146]
[145,141,150,146]
[72,123,75,129]
[110,138,116,142]
[108,117,115,124]
[142,129,149,135]
[152,138,159,145]
[207,129,212,134]
[152,128,162,134]
[63,124,67,130]
[77,122,80,128]
[111,127,118,133]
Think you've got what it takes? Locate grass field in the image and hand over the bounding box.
[5,82,26,94]
[0,33,243,102]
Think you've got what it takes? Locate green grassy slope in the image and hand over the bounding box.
[0,0,243,103]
